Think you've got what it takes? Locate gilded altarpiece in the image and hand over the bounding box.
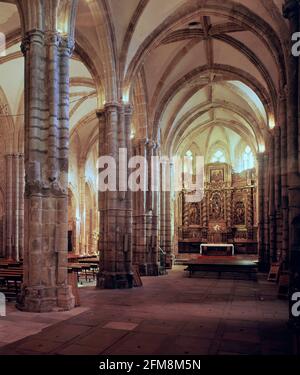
[177,163,257,254]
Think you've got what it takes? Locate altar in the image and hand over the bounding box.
[200,243,235,256]
[176,162,258,256]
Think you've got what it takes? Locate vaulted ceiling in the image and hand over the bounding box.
[0,0,290,173]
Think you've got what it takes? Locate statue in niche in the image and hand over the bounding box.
[234,201,245,225]
[189,203,199,225]
[209,192,223,220]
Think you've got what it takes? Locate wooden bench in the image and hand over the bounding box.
[185,259,257,280]
[0,269,23,299]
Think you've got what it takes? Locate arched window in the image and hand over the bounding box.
[242,145,254,170]
[211,149,226,163]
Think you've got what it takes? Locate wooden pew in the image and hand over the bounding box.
[0,268,23,299]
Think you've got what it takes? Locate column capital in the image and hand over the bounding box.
[104,102,120,113]
[20,29,44,55]
[59,36,75,57]
[124,103,133,116]
[96,109,106,119]
[44,31,61,47]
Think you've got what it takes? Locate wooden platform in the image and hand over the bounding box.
[184,256,258,279]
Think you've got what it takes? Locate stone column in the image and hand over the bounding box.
[5,155,13,259]
[269,135,277,262]
[263,153,270,267]
[97,103,133,289]
[78,162,86,255]
[274,126,282,259]
[97,109,106,273]
[283,0,299,176]
[160,159,172,269]
[132,139,160,276]
[17,31,75,312]
[279,90,289,264]
[4,154,25,261]
[257,153,267,269]
[150,142,160,274]
[12,154,20,261]
[132,138,148,272]
[283,1,300,313]
[18,154,25,260]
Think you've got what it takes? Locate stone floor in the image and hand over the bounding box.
[0,266,293,355]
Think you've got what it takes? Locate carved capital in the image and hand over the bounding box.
[20,29,44,56]
[104,102,120,113]
[44,32,61,47]
[96,109,106,120]
[25,179,67,197]
[59,36,75,57]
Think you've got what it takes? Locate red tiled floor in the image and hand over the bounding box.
[0,266,293,355]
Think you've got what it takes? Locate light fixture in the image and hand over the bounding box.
[268,113,275,129]
[259,143,266,153]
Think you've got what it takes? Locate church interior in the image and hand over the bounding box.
[0,0,300,356]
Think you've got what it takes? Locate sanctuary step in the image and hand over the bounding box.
[184,257,258,280]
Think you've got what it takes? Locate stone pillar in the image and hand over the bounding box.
[18,154,25,260]
[160,159,172,269]
[97,103,133,289]
[273,126,282,260]
[12,155,19,261]
[132,139,160,276]
[4,154,25,261]
[132,138,148,272]
[269,135,277,262]
[5,155,13,259]
[78,162,86,255]
[17,31,75,312]
[283,0,299,176]
[150,142,160,274]
[257,153,267,269]
[283,1,300,316]
[279,90,289,264]
[263,153,270,267]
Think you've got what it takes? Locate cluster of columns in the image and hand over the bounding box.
[96,103,133,288]
[74,164,98,257]
[96,108,174,282]
[131,138,161,276]
[0,154,24,261]
[17,29,75,312]
[256,1,300,307]
[283,0,300,311]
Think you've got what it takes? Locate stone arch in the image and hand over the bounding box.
[124,0,287,92]
[154,65,272,142]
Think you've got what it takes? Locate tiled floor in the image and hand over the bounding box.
[0,266,293,355]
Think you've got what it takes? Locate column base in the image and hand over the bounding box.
[16,285,75,313]
[97,272,133,289]
[139,263,160,276]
